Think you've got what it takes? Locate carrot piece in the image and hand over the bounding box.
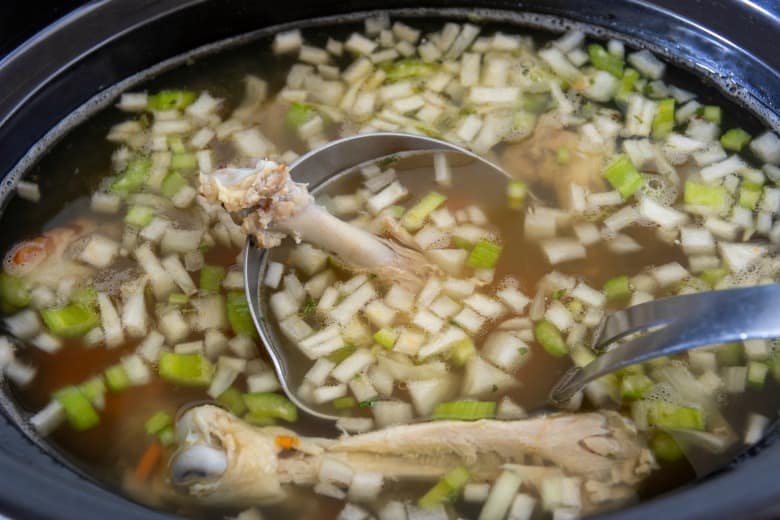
[275,435,299,449]
[134,442,162,482]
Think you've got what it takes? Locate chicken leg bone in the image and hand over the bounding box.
[199,160,434,289]
[170,405,655,510]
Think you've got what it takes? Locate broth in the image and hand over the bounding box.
[0,13,777,520]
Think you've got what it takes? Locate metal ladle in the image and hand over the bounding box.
[241,132,780,421]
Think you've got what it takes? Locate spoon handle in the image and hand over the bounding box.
[550,283,780,404]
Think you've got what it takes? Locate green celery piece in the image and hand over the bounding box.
[621,373,654,400]
[218,387,248,416]
[652,98,675,139]
[199,265,226,293]
[0,272,30,311]
[449,338,476,366]
[556,147,571,165]
[432,400,496,421]
[738,184,762,210]
[243,412,278,426]
[158,425,176,446]
[111,157,151,193]
[79,376,106,404]
[104,364,130,392]
[144,411,172,435]
[333,396,357,409]
[452,237,474,250]
[242,392,298,422]
[158,352,214,387]
[534,320,568,357]
[327,343,356,364]
[603,154,645,198]
[715,342,742,366]
[168,136,186,154]
[401,192,447,230]
[226,291,258,338]
[507,180,529,210]
[467,239,502,269]
[603,275,632,302]
[40,304,99,338]
[373,327,399,349]
[650,431,683,462]
[168,292,189,306]
[171,152,197,172]
[720,128,751,152]
[54,386,100,431]
[124,205,155,228]
[699,105,722,124]
[587,44,624,77]
[70,286,97,308]
[747,361,768,388]
[647,401,705,430]
[389,205,406,219]
[147,90,197,111]
[615,68,640,103]
[160,171,188,198]
[699,268,728,288]
[384,59,437,80]
[522,92,551,114]
[285,102,316,128]
[418,465,470,508]
[684,181,727,208]
[300,299,316,318]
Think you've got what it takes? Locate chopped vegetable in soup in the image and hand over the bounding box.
[0,13,779,520]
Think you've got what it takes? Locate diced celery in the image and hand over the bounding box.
[158,425,176,446]
[40,304,99,338]
[226,291,257,338]
[168,293,189,306]
[0,273,30,312]
[432,400,496,421]
[615,68,640,103]
[621,373,654,400]
[158,352,214,387]
[652,98,675,139]
[699,105,722,124]
[104,364,130,392]
[243,412,277,426]
[467,239,502,269]
[747,361,768,388]
[124,205,155,228]
[684,180,727,208]
[401,192,448,230]
[327,343,356,364]
[738,183,762,210]
[54,386,100,431]
[716,342,743,366]
[449,338,476,366]
[720,128,751,152]
[79,376,106,403]
[168,136,186,154]
[647,401,705,430]
[418,465,470,508]
[199,265,226,293]
[218,387,247,416]
[333,396,357,409]
[603,275,632,302]
[300,299,316,318]
[507,180,529,210]
[534,320,567,357]
[650,431,683,461]
[373,328,399,349]
[285,102,316,128]
[522,92,550,114]
[699,268,728,288]
[147,90,197,111]
[242,392,298,422]
[111,157,151,193]
[603,154,645,198]
[389,205,406,219]
[70,287,97,308]
[160,171,188,198]
[144,411,172,435]
[171,152,198,172]
[452,237,474,250]
[587,44,624,77]
[556,147,571,165]
[384,58,437,80]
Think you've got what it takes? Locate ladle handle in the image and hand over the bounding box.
[550,283,780,404]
